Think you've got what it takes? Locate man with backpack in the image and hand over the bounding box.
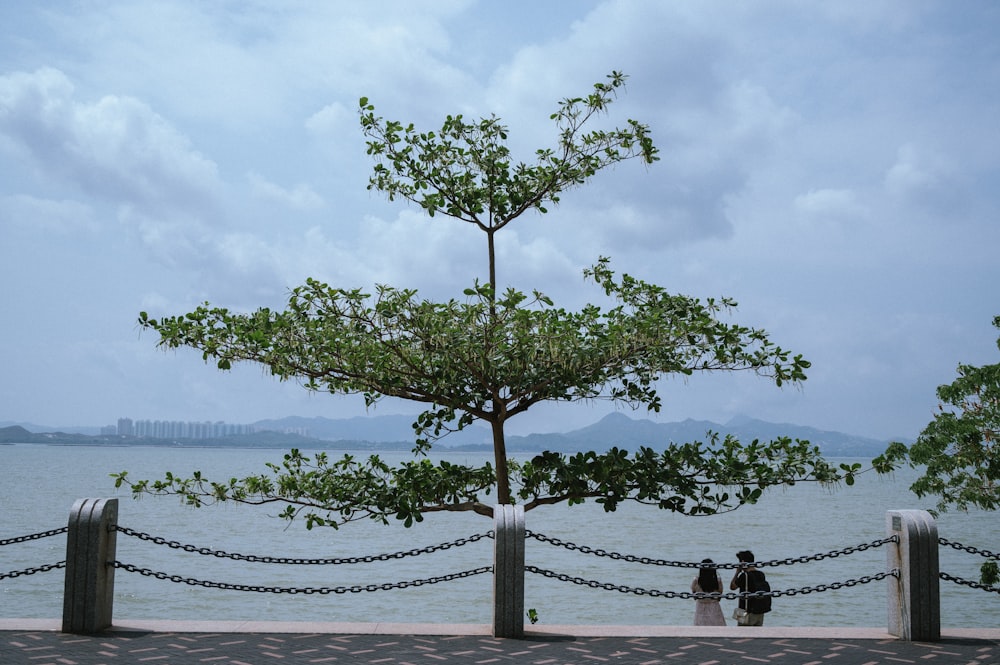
[730,550,772,626]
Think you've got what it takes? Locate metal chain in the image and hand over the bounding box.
[525,565,898,599]
[526,530,898,569]
[938,538,999,560]
[116,526,492,564]
[113,561,492,593]
[940,571,1000,594]
[0,527,68,547]
[0,561,66,580]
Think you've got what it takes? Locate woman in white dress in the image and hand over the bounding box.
[691,558,726,626]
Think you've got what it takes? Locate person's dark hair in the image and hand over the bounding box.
[697,558,720,593]
[737,550,755,563]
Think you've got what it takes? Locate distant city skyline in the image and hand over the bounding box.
[101,417,308,439]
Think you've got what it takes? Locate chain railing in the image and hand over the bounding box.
[525,530,899,601]
[111,525,494,594]
[938,537,1000,595]
[0,526,68,581]
[525,565,897,599]
[0,508,1000,640]
[9,525,993,602]
[527,530,896,569]
[113,561,492,594]
[0,526,68,547]
[0,560,67,581]
[116,525,491,565]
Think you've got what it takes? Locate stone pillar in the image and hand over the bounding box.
[63,498,118,634]
[493,504,525,638]
[886,509,940,641]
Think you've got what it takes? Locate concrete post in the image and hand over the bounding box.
[492,504,525,638]
[886,509,940,641]
[63,498,118,634]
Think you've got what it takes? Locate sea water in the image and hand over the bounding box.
[1,444,997,627]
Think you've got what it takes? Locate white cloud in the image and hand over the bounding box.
[793,188,868,221]
[117,205,209,270]
[39,2,477,131]
[352,209,483,291]
[305,102,352,137]
[0,194,97,233]
[0,68,221,218]
[247,172,325,211]
[481,6,802,253]
[884,143,953,203]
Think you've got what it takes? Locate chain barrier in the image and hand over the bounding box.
[0,561,66,580]
[0,527,68,547]
[0,529,70,581]
[11,526,996,603]
[115,526,492,564]
[937,538,1000,595]
[525,565,898,599]
[525,530,898,569]
[939,572,1000,595]
[938,537,999,560]
[114,561,492,594]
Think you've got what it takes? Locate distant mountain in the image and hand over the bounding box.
[0,421,101,435]
[2,414,897,457]
[515,413,722,451]
[0,425,107,445]
[253,414,492,446]
[720,415,893,457]
[0,425,34,441]
[254,412,894,456]
[500,412,894,457]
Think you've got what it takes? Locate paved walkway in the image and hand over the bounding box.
[2,621,998,665]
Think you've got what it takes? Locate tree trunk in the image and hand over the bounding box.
[487,229,497,295]
[491,419,511,504]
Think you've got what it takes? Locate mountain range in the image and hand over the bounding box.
[0,413,897,457]
[499,412,894,457]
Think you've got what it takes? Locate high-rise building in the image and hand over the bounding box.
[117,417,134,436]
[126,418,252,439]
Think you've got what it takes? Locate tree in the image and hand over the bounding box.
[358,70,656,295]
[115,73,888,528]
[895,315,1000,515]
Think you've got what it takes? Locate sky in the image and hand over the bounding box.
[1,1,998,442]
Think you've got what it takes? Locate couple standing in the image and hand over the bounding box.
[692,550,770,626]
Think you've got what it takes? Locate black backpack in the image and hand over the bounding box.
[746,571,772,614]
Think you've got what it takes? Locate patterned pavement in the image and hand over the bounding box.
[2,629,999,665]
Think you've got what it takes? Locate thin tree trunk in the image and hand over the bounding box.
[491,419,511,505]
[487,229,497,294]
[486,223,505,501]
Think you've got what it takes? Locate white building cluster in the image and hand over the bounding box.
[115,417,253,439]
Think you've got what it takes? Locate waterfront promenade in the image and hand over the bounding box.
[2,620,998,665]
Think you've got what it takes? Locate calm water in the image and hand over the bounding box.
[1,444,997,628]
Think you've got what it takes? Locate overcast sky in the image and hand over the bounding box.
[2,1,998,442]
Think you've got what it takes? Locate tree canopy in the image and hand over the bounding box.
[116,72,891,527]
[893,315,1000,514]
[359,70,657,291]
